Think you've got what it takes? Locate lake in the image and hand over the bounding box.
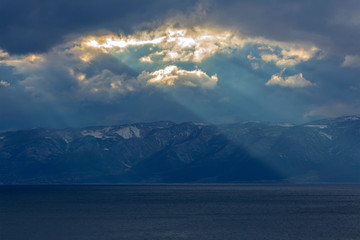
[1,185,360,240]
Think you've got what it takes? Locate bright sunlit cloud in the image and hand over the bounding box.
[139,65,217,88]
[266,70,315,88]
[83,27,244,63]
[260,47,318,66]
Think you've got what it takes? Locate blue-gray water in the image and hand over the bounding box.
[1,185,360,240]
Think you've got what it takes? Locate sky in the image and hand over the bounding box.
[1,0,360,129]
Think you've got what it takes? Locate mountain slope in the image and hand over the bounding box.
[0,116,360,184]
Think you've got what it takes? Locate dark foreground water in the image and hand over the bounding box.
[1,185,360,240]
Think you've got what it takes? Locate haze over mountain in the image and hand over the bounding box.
[1,116,359,184]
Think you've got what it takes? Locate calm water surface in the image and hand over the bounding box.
[1,185,360,240]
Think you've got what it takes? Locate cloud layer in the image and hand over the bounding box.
[0,22,320,100]
[1,0,360,129]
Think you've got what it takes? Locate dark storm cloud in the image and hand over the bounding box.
[0,0,194,54]
[208,0,360,56]
[2,0,359,56]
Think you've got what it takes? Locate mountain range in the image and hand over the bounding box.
[1,116,360,184]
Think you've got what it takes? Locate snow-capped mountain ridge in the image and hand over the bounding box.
[1,116,360,184]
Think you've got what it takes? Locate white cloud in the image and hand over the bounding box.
[0,49,9,59]
[260,47,318,66]
[84,27,244,63]
[261,54,279,62]
[266,70,314,88]
[247,54,257,60]
[77,69,142,99]
[342,55,360,68]
[139,65,217,89]
[139,56,153,63]
[281,48,314,62]
[0,52,45,74]
[0,80,10,87]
